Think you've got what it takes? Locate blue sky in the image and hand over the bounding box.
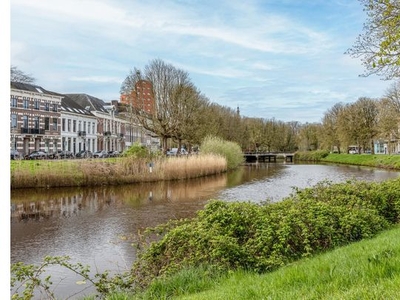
[9,0,395,123]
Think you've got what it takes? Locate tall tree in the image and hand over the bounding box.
[10,66,35,84]
[354,97,379,151]
[337,98,379,152]
[346,0,400,79]
[377,80,400,153]
[297,123,322,151]
[322,103,344,153]
[121,59,197,153]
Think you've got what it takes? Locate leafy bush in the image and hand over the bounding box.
[131,178,400,288]
[200,135,244,169]
[11,178,400,298]
[295,150,330,161]
[121,142,150,159]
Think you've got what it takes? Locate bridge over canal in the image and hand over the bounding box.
[243,152,295,163]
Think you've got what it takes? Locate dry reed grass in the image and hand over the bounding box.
[11,154,227,189]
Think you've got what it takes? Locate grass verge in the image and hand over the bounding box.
[295,151,400,170]
[131,225,400,300]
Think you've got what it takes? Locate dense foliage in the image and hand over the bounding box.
[11,178,400,298]
[346,0,400,80]
[131,178,400,289]
[121,141,154,159]
[200,135,244,170]
[294,150,330,161]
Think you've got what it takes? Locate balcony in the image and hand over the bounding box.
[78,131,86,137]
[20,128,45,135]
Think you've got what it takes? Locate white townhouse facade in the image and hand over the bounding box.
[10,82,159,157]
[66,95,128,152]
[60,95,98,154]
[10,82,62,156]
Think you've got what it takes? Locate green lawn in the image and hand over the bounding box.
[321,153,400,170]
[148,226,400,300]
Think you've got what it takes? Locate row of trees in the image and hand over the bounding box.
[120,57,400,154]
[120,58,306,154]
[13,0,399,154]
[119,0,400,154]
[322,83,400,154]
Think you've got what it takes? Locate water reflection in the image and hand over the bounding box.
[219,163,400,203]
[10,163,400,299]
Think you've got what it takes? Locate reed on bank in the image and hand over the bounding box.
[10,154,228,189]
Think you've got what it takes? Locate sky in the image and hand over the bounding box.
[9,0,396,124]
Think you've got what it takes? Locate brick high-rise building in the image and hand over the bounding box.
[120,80,155,115]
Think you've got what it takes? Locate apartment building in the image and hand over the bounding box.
[66,94,128,152]
[60,95,98,154]
[10,82,62,156]
[11,82,158,156]
[120,79,155,115]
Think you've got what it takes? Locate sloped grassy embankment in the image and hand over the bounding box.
[121,175,400,300]
[296,151,400,170]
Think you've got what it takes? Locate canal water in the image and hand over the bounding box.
[10,162,400,299]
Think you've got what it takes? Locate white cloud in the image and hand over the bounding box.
[10,0,393,123]
[70,75,123,84]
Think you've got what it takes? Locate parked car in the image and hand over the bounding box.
[28,150,48,160]
[107,150,120,158]
[93,150,108,158]
[76,150,93,159]
[48,150,62,159]
[10,149,22,160]
[166,148,188,156]
[60,150,75,159]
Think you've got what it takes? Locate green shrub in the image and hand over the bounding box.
[295,150,330,161]
[131,178,400,288]
[121,142,149,159]
[200,136,244,169]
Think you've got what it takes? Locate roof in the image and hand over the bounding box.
[65,93,109,113]
[61,95,96,117]
[11,81,96,117]
[10,81,61,97]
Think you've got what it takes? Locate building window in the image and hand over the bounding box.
[22,115,28,128]
[62,118,66,131]
[67,119,71,132]
[44,103,49,111]
[73,120,76,132]
[44,117,50,130]
[34,99,40,110]
[11,114,17,128]
[52,118,57,130]
[33,116,39,129]
[53,104,58,112]
[23,99,29,109]
[78,120,81,132]
[11,96,18,107]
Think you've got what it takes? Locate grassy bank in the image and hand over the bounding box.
[12,176,400,299]
[10,154,227,189]
[96,176,400,299]
[295,150,400,170]
[137,225,400,300]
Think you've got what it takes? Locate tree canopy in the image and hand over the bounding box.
[10,66,36,84]
[346,0,400,80]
